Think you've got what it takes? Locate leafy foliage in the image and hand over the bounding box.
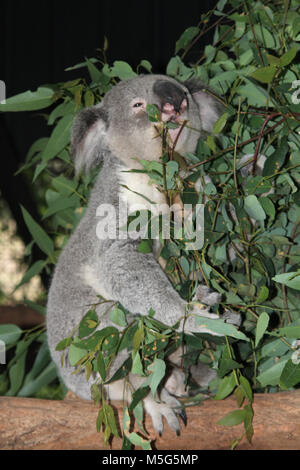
[1,0,300,449]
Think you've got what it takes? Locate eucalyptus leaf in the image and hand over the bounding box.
[0,324,22,345]
[0,87,54,112]
[21,206,54,257]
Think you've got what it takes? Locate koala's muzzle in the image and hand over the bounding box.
[153,80,186,114]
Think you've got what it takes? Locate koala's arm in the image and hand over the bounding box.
[98,240,187,325]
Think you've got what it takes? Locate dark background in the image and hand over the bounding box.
[0,0,215,270]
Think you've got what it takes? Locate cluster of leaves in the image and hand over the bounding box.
[1,0,300,449]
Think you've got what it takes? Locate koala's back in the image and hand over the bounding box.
[46,156,122,368]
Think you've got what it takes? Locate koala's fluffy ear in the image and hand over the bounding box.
[70,105,108,174]
[184,79,223,133]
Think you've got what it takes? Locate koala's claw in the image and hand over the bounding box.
[144,388,185,436]
[178,407,187,426]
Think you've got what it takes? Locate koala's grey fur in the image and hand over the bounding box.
[47,74,227,436]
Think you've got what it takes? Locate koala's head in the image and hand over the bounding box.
[71,74,222,174]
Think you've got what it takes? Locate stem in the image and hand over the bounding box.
[280,218,300,325]
[187,117,286,171]
[246,2,264,66]
[252,113,279,175]
[225,336,239,387]
[233,98,241,191]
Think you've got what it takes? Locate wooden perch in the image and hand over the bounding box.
[0,305,44,329]
[0,391,300,450]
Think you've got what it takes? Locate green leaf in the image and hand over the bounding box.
[278,325,300,339]
[0,87,54,112]
[131,351,144,375]
[110,61,137,80]
[272,272,300,291]
[280,46,298,67]
[96,352,107,381]
[76,327,118,350]
[280,359,300,389]
[215,372,236,400]
[261,338,291,357]
[42,197,78,219]
[68,343,87,366]
[234,386,246,408]
[133,399,147,435]
[78,310,99,338]
[217,409,246,427]
[239,376,253,403]
[145,358,166,397]
[256,286,269,303]
[109,308,127,327]
[244,176,272,196]
[143,338,169,356]
[34,114,73,180]
[55,336,73,351]
[124,431,151,450]
[17,362,57,397]
[251,25,277,49]
[244,195,266,221]
[14,260,46,291]
[255,312,270,347]
[251,66,277,84]
[133,326,144,354]
[85,58,102,83]
[96,408,104,432]
[22,341,51,385]
[23,299,46,316]
[129,386,150,411]
[20,206,54,257]
[194,316,249,341]
[160,241,181,259]
[257,357,289,387]
[102,332,119,352]
[175,26,199,53]
[260,197,275,220]
[6,355,26,396]
[91,383,101,407]
[105,357,132,384]
[138,240,153,253]
[139,60,152,72]
[123,405,131,433]
[0,324,22,345]
[105,403,119,438]
[146,104,160,123]
[218,348,242,378]
[262,139,288,177]
[213,112,228,134]
[244,404,254,443]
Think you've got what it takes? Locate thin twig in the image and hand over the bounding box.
[252,112,280,175]
[187,117,286,171]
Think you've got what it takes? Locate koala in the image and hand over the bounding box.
[47,74,232,436]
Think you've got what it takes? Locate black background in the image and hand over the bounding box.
[0,0,214,260]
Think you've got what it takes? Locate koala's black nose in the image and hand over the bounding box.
[153,80,186,113]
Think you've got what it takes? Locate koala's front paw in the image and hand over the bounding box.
[222,310,241,327]
[164,366,188,398]
[196,285,222,306]
[143,388,186,436]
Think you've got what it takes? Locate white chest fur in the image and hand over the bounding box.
[117,165,167,214]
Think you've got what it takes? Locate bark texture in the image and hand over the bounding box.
[0,391,299,450]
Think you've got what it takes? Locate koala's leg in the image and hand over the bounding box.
[105,373,186,436]
[56,357,95,400]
